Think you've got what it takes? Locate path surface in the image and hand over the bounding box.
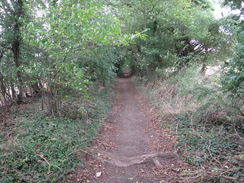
[67,78,190,183]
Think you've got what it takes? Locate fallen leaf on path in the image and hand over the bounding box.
[95,172,102,178]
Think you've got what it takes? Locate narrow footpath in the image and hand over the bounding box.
[67,78,190,183]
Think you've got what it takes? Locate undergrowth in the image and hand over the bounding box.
[133,64,244,183]
[0,83,114,182]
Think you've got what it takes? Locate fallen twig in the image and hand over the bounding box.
[37,154,61,173]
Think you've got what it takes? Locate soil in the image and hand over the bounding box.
[66,78,191,183]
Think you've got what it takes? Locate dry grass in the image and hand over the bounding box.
[133,65,244,182]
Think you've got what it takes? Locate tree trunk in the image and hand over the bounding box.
[12,42,24,103]
[10,79,17,101]
[200,63,207,73]
[31,82,42,97]
[200,49,208,73]
[0,73,7,105]
[12,0,24,104]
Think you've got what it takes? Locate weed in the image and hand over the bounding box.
[0,82,114,182]
[133,64,244,182]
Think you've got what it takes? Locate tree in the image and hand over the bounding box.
[222,0,243,98]
[0,0,29,104]
[105,0,232,75]
[22,0,140,114]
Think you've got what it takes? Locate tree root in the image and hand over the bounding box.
[90,150,178,167]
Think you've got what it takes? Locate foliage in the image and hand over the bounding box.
[0,83,114,182]
[106,0,234,75]
[0,0,238,108]
[133,63,243,182]
[222,45,244,94]
[176,114,243,182]
[221,0,244,99]
[0,0,29,104]
[20,0,145,114]
[0,0,144,111]
[223,0,243,10]
[0,0,243,181]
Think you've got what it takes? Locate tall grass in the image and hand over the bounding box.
[133,64,243,182]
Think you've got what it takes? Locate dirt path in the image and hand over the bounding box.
[67,78,190,183]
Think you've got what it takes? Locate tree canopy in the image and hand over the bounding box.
[0,0,241,113]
